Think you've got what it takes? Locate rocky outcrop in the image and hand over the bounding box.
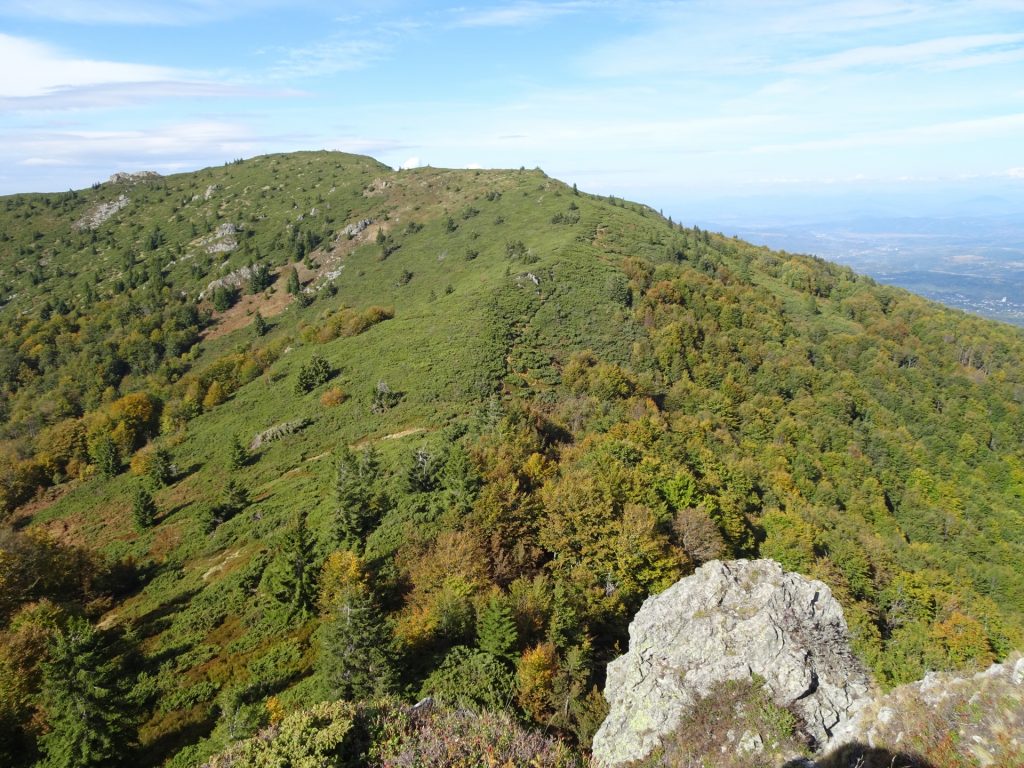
[197,261,255,300]
[826,653,1024,767]
[73,194,129,230]
[108,170,160,184]
[591,559,872,768]
[343,218,372,237]
[197,222,240,254]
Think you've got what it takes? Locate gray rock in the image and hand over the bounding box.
[196,222,240,255]
[343,218,372,237]
[108,170,160,184]
[591,559,872,768]
[829,652,1024,765]
[198,262,255,300]
[73,194,129,230]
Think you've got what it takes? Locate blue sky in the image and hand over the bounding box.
[1,0,1023,219]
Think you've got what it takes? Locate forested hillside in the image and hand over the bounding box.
[1,151,1022,767]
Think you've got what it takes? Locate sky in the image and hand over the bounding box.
[1,0,1023,220]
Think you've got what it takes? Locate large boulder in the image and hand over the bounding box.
[591,559,872,767]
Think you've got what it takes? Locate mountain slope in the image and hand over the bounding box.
[1,152,1023,767]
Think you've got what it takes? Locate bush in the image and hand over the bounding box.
[212,285,238,312]
[320,387,346,408]
[205,699,580,768]
[295,354,332,394]
[371,381,401,413]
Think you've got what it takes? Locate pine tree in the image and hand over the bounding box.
[267,513,317,619]
[131,485,156,530]
[405,447,438,493]
[223,478,249,513]
[147,446,173,487]
[228,434,248,471]
[295,354,331,394]
[476,593,518,663]
[286,267,301,296]
[318,584,395,701]
[252,311,268,337]
[38,617,136,768]
[90,434,120,479]
[335,446,385,549]
[443,444,479,516]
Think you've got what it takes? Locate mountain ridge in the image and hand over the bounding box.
[1,151,1023,767]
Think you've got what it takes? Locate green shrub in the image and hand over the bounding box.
[295,354,332,394]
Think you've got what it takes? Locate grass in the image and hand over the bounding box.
[4,151,1024,766]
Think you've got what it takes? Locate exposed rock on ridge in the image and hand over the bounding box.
[197,259,254,300]
[592,559,872,768]
[73,194,129,230]
[827,653,1024,767]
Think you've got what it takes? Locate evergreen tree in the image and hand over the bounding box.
[295,354,331,394]
[228,434,248,471]
[131,484,156,530]
[420,646,515,712]
[318,585,395,701]
[252,311,268,337]
[405,447,439,493]
[286,267,301,296]
[90,435,120,479]
[147,446,173,487]
[335,446,385,549]
[266,513,317,619]
[211,286,236,312]
[247,263,273,294]
[38,617,136,768]
[443,444,480,516]
[223,478,249,513]
[476,593,517,663]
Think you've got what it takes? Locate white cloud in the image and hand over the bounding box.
[269,37,386,79]
[0,0,289,25]
[0,32,303,112]
[0,33,182,98]
[454,1,594,28]
[1,121,266,169]
[749,113,1024,155]
[0,79,298,111]
[786,32,1024,73]
[766,1,943,36]
[400,156,422,169]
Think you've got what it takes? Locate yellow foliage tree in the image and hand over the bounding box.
[202,380,227,410]
[516,642,559,722]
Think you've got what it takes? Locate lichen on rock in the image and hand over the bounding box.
[591,559,873,767]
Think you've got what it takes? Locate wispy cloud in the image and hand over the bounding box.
[269,37,386,79]
[453,1,595,28]
[749,113,1024,154]
[786,32,1024,73]
[766,1,944,36]
[4,121,264,159]
[0,33,290,111]
[0,0,290,25]
[0,33,180,98]
[0,80,301,111]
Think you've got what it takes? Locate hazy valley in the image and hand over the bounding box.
[1,153,1022,768]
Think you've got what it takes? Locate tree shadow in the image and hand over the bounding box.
[784,742,937,768]
[128,587,201,640]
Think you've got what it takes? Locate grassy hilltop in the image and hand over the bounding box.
[1,151,1023,767]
